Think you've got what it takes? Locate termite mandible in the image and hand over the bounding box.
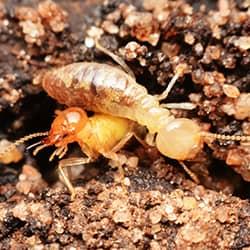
[0,40,249,198]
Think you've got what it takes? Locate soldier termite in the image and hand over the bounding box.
[0,43,249,198]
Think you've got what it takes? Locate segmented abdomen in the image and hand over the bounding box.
[42,62,172,133]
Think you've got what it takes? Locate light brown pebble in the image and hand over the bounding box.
[12,200,29,221]
[0,139,23,164]
[222,84,240,98]
[151,224,162,234]
[19,20,45,44]
[131,228,144,243]
[113,209,131,223]
[202,45,221,63]
[149,208,162,224]
[20,20,43,38]
[143,0,167,11]
[184,32,195,45]
[54,219,65,234]
[242,122,250,135]
[194,43,204,56]
[38,0,68,33]
[162,42,180,58]
[106,9,121,22]
[180,224,207,243]
[29,203,52,225]
[16,164,47,194]
[150,240,161,250]
[0,205,7,221]
[102,20,119,34]
[87,26,104,39]
[125,11,160,46]
[111,199,131,224]
[15,6,40,22]
[182,197,197,210]
[163,203,177,221]
[123,177,131,186]
[233,36,250,51]
[226,149,245,166]
[120,41,147,60]
[215,207,229,223]
[234,93,250,120]
[218,0,230,15]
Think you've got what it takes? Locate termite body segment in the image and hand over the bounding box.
[43,62,202,161]
[37,107,135,197]
[42,62,172,134]
[41,107,133,160]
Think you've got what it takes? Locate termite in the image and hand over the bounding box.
[0,41,249,198]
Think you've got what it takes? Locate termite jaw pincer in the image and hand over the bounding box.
[32,107,89,160]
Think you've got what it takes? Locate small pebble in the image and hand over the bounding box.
[38,0,68,33]
[182,197,197,210]
[149,208,162,224]
[222,84,240,98]
[0,139,22,164]
[184,32,195,45]
[84,37,95,48]
[102,20,119,34]
[233,36,250,51]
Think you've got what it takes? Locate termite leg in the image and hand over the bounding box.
[58,157,94,199]
[179,161,200,184]
[110,131,147,153]
[102,133,133,179]
[101,131,143,184]
[95,39,135,79]
[102,151,129,188]
[160,102,197,110]
[155,73,180,101]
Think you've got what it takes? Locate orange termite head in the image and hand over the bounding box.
[43,107,88,148]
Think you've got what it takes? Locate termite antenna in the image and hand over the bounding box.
[201,132,250,142]
[156,63,190,101]
[95,38,136,79]
[0,132,49,158]
[26,140,43,150]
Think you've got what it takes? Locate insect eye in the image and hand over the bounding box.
[65,111,81,124]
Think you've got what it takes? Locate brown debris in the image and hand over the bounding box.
[16,164,48,195]
[226,146,250,181]
[15,0,68,45]
[119,41,148,61]
[38,0,68,33]
[222,93,250,120]
[233,36,250,51]
[15,6,45,45]
[124,11,160,46]
[201,45,221,64]
[101,20,119,34]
